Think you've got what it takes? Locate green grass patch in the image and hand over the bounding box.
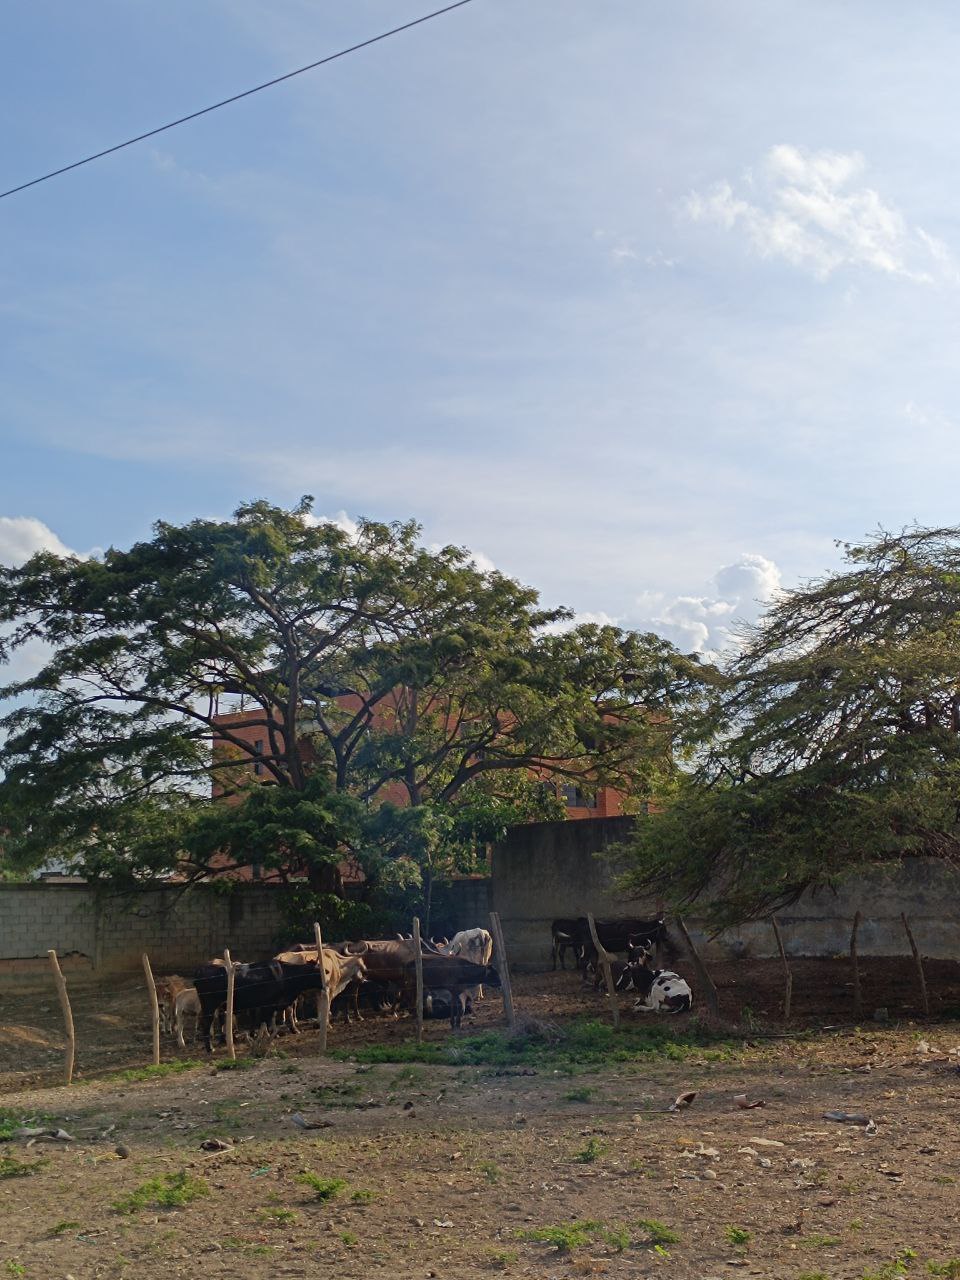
[518,1220,605,1254]
[476,1160,501,1183]
[350,1188,375,1203]
[49,1221,81,1237]
[928,1262,960,1278]
[0,1155,45,1180]
[335,1016,735,1070]
[724,1226,752,1248]
[296,1173,348,1202]
[638,1219,681,1246]
[801,1234,842,1249]
[257,1208,298,1225]
[571,1137,606,1164]
[562,1086,595,1102]
[0,1110,52,1142]
[113,1171,209,1214]
[214,1057,255,1072]
[106,1060,202,1085]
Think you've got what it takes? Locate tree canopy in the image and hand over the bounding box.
[619,525,960,929]
[0,498,706,902]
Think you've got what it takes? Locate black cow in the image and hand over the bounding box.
[575,916,671,975]
[410,955,501,1028]
[194,959,329,1052]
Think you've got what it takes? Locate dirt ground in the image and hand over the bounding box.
[2,961,960,1279]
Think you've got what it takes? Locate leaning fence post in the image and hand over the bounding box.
[901,913,930,1017]
[586,913,619,1029]
[771,916,793,1022]
[413,917,425,1044]
[489,911,515,1027]
[222,948,236,1061]
[312,922,330,1054]
[142,952,161,1066]
[675,918,720,1018]
[850,911,863,1019]
[47,949,76,1085]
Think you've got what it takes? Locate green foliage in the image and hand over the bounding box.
[619,525,960,928]
[113,1171,209,1213]
[638,1219,681,1246]
[296,1173,348,1201]
[337,1015,733,1069]
[518,1220,605,1253]
[49,1222,81,1236]
[724,1226,752,1248]
[476,1160,501,1183]
[562,1086,595,1102]
[928,1261,960,1277]
[349,1188,375,1203]
[0,498,705,890]
[0,1154,44,1179]
[572,1137,606,1163]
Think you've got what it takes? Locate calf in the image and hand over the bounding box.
[173,987,201,1049]
[155,974,191,1036]
[409,954,501,1029]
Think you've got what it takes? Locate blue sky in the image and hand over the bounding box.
[3,1,960,654]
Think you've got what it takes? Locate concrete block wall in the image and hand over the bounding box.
[490,817,960,969]
[0,884,289,986]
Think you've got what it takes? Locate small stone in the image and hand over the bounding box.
[115,1143,131,1159]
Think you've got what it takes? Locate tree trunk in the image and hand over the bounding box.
[423,868,434,938]
[307,860,344,897]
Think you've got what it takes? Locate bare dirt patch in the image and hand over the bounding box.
[1,964,959,1278]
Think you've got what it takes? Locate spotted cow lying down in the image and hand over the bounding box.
[615,944,693,1014]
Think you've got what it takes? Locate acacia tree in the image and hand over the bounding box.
[620,525,960,929]
[0,499,707,903]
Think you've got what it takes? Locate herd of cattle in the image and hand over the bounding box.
[152,917,694,1053]
[155,927,499,1052]
[550,915,694,1014]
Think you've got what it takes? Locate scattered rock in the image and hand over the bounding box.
[114,1143,131,1159]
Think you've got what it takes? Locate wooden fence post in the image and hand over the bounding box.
[901,913,930,1017]
[850,911,863,1019]
[413,917,425,1044]
[675,918,720,1018]
[222,948,236,1061]
[586,913,619,1029]
[142,952,161,1066]
[47,949,76,1085]
[771,917,793,1022]
[489,911,515,1027]
[313,923,330,1054]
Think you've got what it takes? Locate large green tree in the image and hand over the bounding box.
[620,525,960,930]
[0,499,706,901]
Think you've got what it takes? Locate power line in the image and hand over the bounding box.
[0,0,477,202]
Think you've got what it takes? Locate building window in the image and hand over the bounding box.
[253,740,264,776]
[561,783,597,809]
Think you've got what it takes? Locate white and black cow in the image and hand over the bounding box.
[617,944,693,1014]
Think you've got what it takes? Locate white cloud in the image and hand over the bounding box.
[635,553,782,657]
[0,516,77,567]
[300,509,360,540]
[685,145,958,284]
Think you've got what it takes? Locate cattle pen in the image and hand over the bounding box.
[2,950,960,1279]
